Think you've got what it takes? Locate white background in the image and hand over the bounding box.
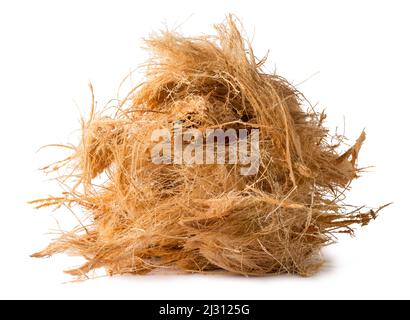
[0,0,409,299]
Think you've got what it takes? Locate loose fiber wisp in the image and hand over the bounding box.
[31,16,385,278]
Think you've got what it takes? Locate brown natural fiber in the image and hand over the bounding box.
[31,16,383,277]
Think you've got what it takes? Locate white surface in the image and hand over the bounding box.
[0,0,409,300]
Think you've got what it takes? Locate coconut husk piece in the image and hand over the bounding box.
[31,15,385,277]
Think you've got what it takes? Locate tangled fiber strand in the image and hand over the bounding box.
[31,16,383,277]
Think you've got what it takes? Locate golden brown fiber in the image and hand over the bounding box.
[31,16,382,277]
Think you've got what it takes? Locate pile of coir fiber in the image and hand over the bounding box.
[31,16,382,277]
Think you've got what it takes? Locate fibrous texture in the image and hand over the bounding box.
[32,16,381,277]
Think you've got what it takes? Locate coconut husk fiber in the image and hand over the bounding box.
[31,15,383,277]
